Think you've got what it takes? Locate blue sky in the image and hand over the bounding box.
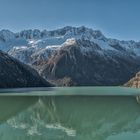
[0,0,140,40]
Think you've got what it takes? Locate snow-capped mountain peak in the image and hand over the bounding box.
[0,26,140,65]
[0,29,15,42]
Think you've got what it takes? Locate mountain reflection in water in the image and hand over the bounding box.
[0,96,140,140]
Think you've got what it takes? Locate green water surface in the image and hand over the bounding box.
[0,87,140,140]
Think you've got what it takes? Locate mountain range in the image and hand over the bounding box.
[0,26,140,86]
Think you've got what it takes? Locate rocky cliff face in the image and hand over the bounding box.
[37,39,140,86]
[0,51,51,88]
[124,71,140,88]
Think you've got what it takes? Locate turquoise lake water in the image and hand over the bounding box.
[0,87,140,140]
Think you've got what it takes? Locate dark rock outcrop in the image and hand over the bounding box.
[124,71,140,88]
[0,51,51,88]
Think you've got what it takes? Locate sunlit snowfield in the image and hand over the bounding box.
[0,87,140,140]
